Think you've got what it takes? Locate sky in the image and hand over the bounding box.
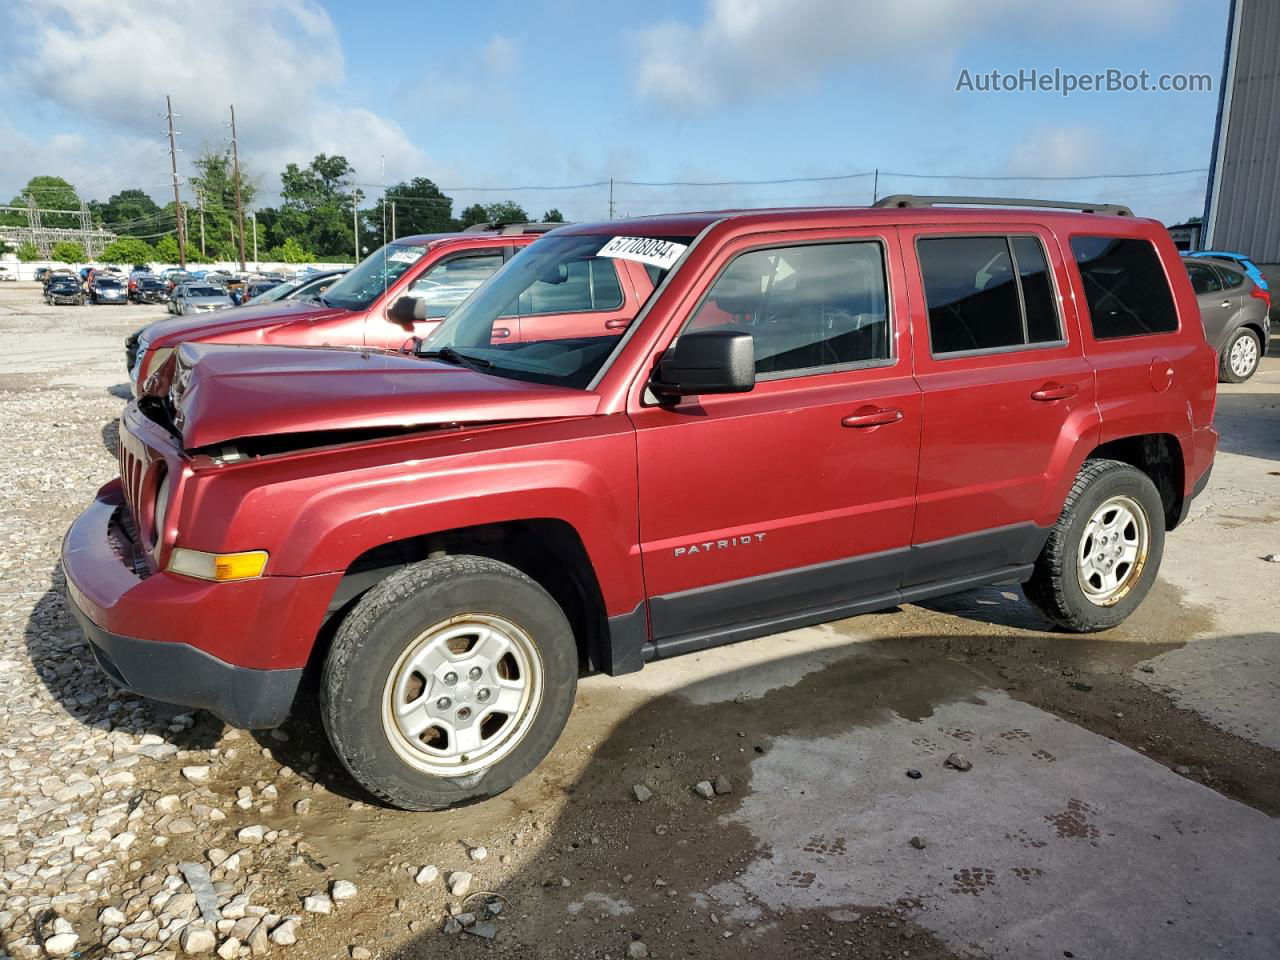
[0,0,1231,227]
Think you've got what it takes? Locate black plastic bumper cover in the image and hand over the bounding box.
[66,590,302,729]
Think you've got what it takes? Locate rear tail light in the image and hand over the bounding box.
[1250,286,1270,311]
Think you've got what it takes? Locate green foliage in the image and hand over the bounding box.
[12,177,81,228]
[15,242,40,262]
[100,236,156,265]
[267,237,314,263]
[484,201,529,225]
[188,147,256,261]
[92,189,163,236]
[50,240,85,263]
[458,203,489,229]
[273,154,357,257]
[385,178,454,237]
[152,234,180,263]
[542,208,565,223]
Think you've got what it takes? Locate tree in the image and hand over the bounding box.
[457,203,489,229]
[10,176,82,228]
[101,236,156,265]
[188,146,257,260]
[50,240,85,263]
[92,189,162,236]
[274,153,356,257]
[267,237,313,263]
[541,208,565,223]
[15,242,40,262]
[484,201,529,225]
[153,234,180,263]
[385,178,455,236]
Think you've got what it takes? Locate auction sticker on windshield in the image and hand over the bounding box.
[598,236,687,270]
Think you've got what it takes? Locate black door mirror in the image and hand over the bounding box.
[388,295,428,324]
[652,328,755,399]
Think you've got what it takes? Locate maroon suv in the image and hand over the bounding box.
[65,197,1217,810]
[127,223,563,394]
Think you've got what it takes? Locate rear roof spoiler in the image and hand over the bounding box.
[460,221,566,235]
[872,195,1134,217]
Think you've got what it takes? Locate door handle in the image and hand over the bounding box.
[1031,383,1078,402]
[492,326,511,339]
[841,406,903,428]
[605,318,630,330]
[1221,300,1232,308]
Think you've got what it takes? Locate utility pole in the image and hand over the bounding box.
[608,178,615,219]
[79,200,91,258]
[196,186,206,257]
[352,188,363,262]
[229,105,247,271]
[165,95,187,268]
[872,168,879,203]
[250,211,258,268]
[390,202,396,240]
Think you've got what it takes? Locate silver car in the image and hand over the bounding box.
[1184,256,1271,382]
[171,283,234,316]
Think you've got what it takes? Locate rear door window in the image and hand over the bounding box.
[1185,262,1221,295]
[1216,266,1245,290]
[917,236,1062,355]
[408,253,504,317]
[516,258,623,316]
[1070,236,1178,339]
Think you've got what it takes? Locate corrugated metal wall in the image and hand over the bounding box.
[1210,0,1280,263]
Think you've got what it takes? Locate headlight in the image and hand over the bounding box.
[137,346,173,386]
[168,548,268,581]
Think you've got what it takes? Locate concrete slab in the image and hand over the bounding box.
[712,689,1280,959]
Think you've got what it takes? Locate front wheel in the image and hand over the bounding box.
[321,555,578,811]
[1024,459,1165,632]
[1219,327,1261,383]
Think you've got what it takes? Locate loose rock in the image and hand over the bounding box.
[414,865,439,885]
[447,871,473,897]
[693,780,715,799]
[332,879,358,901]
[632,784,652,803]
[944,752,972,772]
[713,774,733,795]
[180,926,217,954]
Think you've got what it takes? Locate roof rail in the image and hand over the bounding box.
[872,194,1134,217]
[460,221,566,235]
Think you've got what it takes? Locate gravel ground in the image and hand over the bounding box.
[0,284,1276,960]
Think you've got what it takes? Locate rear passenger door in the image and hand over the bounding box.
[1184,260,1230,348]
[901,227,1096,588]
[511,257,649,342]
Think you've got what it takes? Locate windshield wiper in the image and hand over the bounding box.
[418,345,493,372]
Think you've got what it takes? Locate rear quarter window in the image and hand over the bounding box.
[1070,236,1178,339]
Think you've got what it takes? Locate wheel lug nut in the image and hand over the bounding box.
[457,706,472,720]
[443,671,458,685]
[476,688,490,703]
[468,666,482,681]
[436,697,451,710]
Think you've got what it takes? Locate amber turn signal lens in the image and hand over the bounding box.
[168,547,268,581]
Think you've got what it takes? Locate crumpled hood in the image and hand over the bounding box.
[144,298,342,347]
[168,342,601,449]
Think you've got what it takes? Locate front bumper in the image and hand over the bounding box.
[61,482,339,728]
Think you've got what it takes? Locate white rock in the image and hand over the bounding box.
[693,780,715,799]
[180,926,216,954]
[43,932,79,957]
[216,936,240,959]
[269,920,298,946]
[303,894,332,915]
[414,865,439,886]
[236,825,265,845]
[469,846,488,862]
[447,871,473,897]
[99,906,127,926]
[331,880,357,901]
[182,766,211,783]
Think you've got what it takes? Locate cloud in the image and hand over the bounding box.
[633,0,1174,113]
[482,35,521,76]
[2,0,426,202]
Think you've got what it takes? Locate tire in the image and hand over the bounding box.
[1219,327,1261,383]
[1024,459,1165,632]
[321,555,578,811]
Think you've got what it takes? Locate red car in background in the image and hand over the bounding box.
[127,223,565,394]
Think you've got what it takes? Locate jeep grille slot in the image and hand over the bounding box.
[118,439,144,535]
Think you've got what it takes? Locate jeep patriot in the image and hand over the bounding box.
[63,197,1218,810]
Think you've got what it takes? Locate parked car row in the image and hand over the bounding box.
[59,202,1232,815]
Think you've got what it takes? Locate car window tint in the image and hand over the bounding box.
[1185,262,1221,295]
[408,253,504,318]
[918,237,1025,353]
[1217,266,1245,290]
[515,257,623,316]
[685,241,890,376]
[1070,236,1178,339]
[1011,237,1060,344]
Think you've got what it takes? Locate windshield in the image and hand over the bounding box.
[252,279,300,303]
[424,232,692,390]
[96,278,122,287]
[320,241,428,310]
[187,286,222,298]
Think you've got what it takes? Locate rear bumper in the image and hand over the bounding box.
[1174,426,1217,528]
[61,482,339,728]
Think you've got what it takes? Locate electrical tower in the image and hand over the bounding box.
[166,95,187,268]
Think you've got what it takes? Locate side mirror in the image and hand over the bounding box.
[651,328,755,400]
[388,295,428,324]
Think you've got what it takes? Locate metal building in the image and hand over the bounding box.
[1203,0,1280,283]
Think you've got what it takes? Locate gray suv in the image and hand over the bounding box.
[1183,256,1271,382]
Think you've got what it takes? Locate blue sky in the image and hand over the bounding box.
[1,0,1230,225]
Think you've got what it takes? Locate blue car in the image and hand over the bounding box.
[1186,250,1269,292]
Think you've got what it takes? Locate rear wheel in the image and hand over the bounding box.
[1024,459,1165,632]
[1219,327,1261,383]
[321,555,578,811]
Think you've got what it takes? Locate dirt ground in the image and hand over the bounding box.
[0,283,1276,960]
